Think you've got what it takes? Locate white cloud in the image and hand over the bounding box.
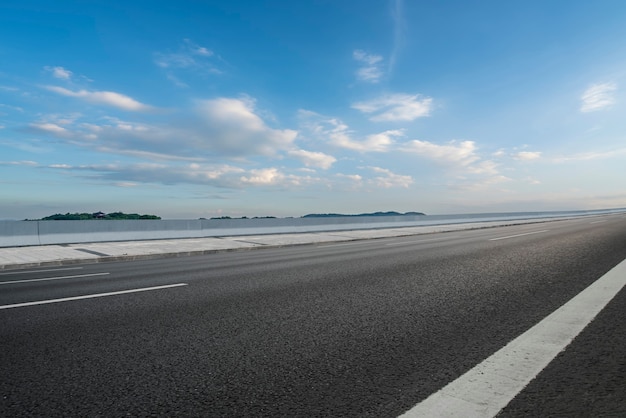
[56,162,318,190]
[44,66,73,80]
[0,160,38,166]
[466,160,499,175]
[194,97,297,156]
[367,166,413,188]
[288,149,336,169]
[513,151,541,161]
[332,127,402,152]
[32,96,298,163]
[45,86,152,112]
[240,168,282,185]
[402,139,479,165]
[337,173,363,182]
[352,93,433,122]
[580,82,617,112]
[29,122,68,135]
[353,50,384,83]
[298,110,400,152]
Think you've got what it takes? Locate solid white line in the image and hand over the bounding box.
[488,230,549,241]
[398,258,626,418]
[0,283,188,310]
[0,267,83,276]
[385,236,458,246]
[0,272,110,285]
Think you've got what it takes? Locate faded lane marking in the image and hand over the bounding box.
[0,267,83,276]
[0,283,188,310]
[385,236,458,246]
[0,272,110,285]
[488,230,549,241]
[399,258,626,418]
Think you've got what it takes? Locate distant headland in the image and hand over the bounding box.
[302,211,425,218]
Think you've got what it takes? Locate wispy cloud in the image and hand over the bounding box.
[353,50,384,83]
[287,149,336,169]
[580,82,617,112]
[46,161,319,190]
[329,124,401,152]
[513,151,541,161]
[366,166,413,188]
[0,160,38,167]
[44,86,153,112]
[402,139,479,165]
[29,122,69,135]
[154,39,221,86]
[44,66,73,80]
[389,0,406,73]
[298,110,400,152]
[352,93,432,122]
[553,147,626,163]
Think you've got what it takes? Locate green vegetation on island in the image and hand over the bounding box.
[302,211,425,218]
[38,212,161,220]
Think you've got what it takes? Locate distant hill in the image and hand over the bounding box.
[302,211,425,218]
[39,212,161,220]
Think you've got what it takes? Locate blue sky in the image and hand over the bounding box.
[1,0,625,219]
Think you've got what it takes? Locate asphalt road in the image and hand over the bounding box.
[1,215,625,417]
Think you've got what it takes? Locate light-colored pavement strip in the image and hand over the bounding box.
[398,257,626,418]
[0,217,593,270]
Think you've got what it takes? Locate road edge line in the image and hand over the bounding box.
[398,257,626,417]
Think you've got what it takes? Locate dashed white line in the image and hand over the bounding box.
[0,272,110,285]
[322,241,376,248]
[385,236,458,246]
[0,283,188,310]
[398,258,626,418]
[0,267,83,276]
[590,220,607,224]
[488,230,549,241]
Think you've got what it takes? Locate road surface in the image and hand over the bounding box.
[1,215,625,416]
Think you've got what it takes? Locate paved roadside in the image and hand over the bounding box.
[0,218,578,270]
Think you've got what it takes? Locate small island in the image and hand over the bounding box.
[302,211,425,218]
[37,212,161,220]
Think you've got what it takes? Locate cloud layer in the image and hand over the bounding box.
[580,82,617,112]
[352,93,433,121]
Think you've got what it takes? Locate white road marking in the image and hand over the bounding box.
[488,230,549,241]
[0,267,83,276]
[0,272,110,285]
[385,236,458,246]
[590,220,607,224]
[322,241,376,247]
[398,258,626,418]
[0,283,188,310]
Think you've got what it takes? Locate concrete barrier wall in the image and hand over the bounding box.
[0,216,429,247]
[0,221,41,247]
